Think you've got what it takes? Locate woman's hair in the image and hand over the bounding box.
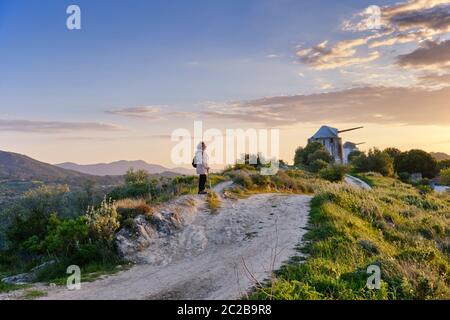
[197,141,206,150]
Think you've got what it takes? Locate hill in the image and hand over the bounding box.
[56,160,194,176]
[430,152,450,161]
[0,150,88,182]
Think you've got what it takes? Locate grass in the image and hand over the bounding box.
[249,173,450,300]
[23,289,47,300]
[225,168,325,198]
[206,191,221,213]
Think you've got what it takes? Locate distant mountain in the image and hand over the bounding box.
[0,150,87,181]
[0,150,122,186]
[56,160,195,176]
[431,152,450,161]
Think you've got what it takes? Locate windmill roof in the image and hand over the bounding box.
[343,142,357,149]
[310,126,339,139]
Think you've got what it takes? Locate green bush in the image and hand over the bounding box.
[319,164,348,182]
[309,159,329,173]
[294,142,332,167]
[86,198,120,241]
[351,149,394,177]
[440,167,450,186]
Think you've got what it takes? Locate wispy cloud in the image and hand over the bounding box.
[203,86,450,126]
[296,39,380,70]
[397,39,450,69]
[297,0,450,70]
[105,106,163,119]
[105,106,197,120]
[0,119,123,133]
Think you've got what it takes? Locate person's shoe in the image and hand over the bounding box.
[198,191,208,195]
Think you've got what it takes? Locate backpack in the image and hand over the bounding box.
[192,151,203,168]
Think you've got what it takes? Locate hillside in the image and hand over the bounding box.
[0,150,88,182]
[431,152,450,161]
[56,160,194,176]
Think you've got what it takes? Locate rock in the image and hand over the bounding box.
[2,273,33,285]
[1,260,56,285]
[114,195,200,263]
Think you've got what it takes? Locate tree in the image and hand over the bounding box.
[294,142,332,167]
[350,149,394,177]
[367,149,395,177]
[384,147,401,159]
[438,159,450,171]
[348,150,364,163]
[440,167,450,186]
[125,168,149,185]
[394,150,438,179]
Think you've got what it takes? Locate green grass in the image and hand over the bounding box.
[206,191,221,213]
[23,289,47,300]
[250,173,450,300]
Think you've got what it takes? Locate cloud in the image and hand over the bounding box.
[105,106,163,119]
[296,39,380,70]
[106,106,197,120]
[204,86,450,126]
[418,72,450,86]
[397,39,450,68]
[322,0,450,73]
[0,119,123,133]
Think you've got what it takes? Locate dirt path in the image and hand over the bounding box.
[4,182,311,300]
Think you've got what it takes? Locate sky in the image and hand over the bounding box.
[0,0,449,167]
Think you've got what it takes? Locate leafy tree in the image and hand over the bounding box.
[347,150,364,163]
[367,149,395,177]
[394,150,438,179]
[384,147,401,159]
[440,167,450,186]
[438,159,450,171]
[294,142,332,167]
[309,159,329,173]
[125,168,149,185]
[350,149,394,177]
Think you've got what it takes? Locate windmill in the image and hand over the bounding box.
[308,126,364,163]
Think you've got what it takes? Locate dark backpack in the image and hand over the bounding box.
[192,151,203,168]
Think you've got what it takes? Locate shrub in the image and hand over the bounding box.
[351,149,394,177]
[206,192,221,213]
[309,159,329,173]
[319,164,348,182]
[86,198,120,241]
[294,142,331,167]
[394,150,438,179]
[440,167,450,186]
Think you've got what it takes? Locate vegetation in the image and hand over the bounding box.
[440,168,450,186]
[294,142,333,169]
[319,164,349,183]
[250,174,450,300]
[351,148,394,177]
[394,150,438,179]
[206,192,221,214]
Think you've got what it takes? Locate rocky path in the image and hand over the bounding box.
[2,182,311,300]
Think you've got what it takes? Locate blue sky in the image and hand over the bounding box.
[0,0,449,165]
[0,0,392,118]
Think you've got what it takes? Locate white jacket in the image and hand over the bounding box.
[195,150,209,175]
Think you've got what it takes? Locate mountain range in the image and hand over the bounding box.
[56,160,194,176]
